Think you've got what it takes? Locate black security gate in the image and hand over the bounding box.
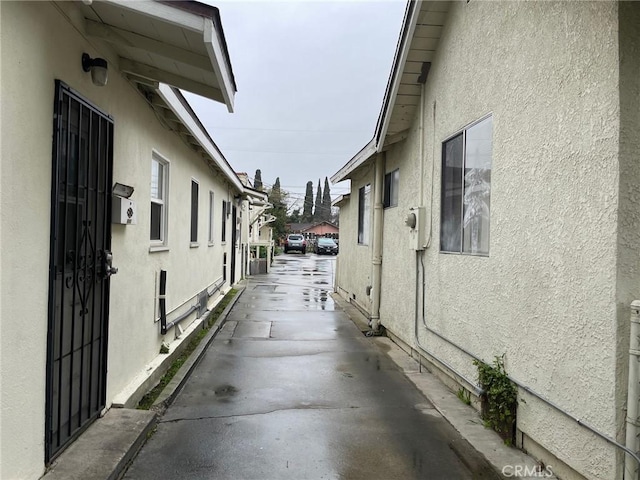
[46,81,115,462]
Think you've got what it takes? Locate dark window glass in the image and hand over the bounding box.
[190,181,198,242]
[383,169,399,208]
[150,203,162,240]
[440,134,463,252]
[221,200,227,242]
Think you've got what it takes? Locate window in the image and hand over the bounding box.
[440,115,493,255]
[208,191,215,245]
[221,200,227,242]
[150,154,168,245]
[358,184,371,245]
[383,169,399,208]
[190,180,199,244]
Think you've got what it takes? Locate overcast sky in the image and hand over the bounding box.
[185,1,406,212]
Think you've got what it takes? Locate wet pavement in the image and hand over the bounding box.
[123,253,479,480]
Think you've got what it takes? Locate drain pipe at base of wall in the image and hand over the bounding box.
[414,252,640,473]
[370,152,385,334]
[626,301,640,480]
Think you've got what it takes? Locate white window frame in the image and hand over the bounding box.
[208,190,215,246]
[150,151,170,251]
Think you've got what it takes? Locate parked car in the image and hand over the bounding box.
[316,237,338,255]
[284,234,306,254]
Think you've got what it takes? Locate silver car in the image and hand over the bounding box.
[284,234,306,254]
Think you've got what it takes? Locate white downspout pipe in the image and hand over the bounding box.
[626,301,640,480]
[370,152,385,332]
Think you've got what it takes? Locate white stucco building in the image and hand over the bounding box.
[0,1,261,477]
[332,2,640,479]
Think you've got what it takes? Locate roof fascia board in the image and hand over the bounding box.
[156,83,243,191]
[100,0,204,33]
[375,0,422,150]
[204,18,235,112]
[332,194,350,207]
[330,138,377,184]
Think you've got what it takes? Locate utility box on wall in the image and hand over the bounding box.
[112,196,137,225]
[407,206,426,250]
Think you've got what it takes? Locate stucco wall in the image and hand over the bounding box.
[334,172,374,316]
[0,3,234,477]
[374,2,629,479]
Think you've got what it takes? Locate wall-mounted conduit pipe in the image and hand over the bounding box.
[625,301,640,479]
[414,252,640,469]
[160,272,225,336]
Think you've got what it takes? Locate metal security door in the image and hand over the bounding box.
[46,81,115,462]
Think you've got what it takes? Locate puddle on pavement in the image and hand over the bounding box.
[214,385,238,397]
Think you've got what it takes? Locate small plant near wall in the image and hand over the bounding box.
[456,387,471,406]
[473,354,517,445]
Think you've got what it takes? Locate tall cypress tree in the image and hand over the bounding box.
[302,181,314,222]
[314,179,322,222]
[322,177,332,222]
[268,177,286,241]
[254,169,263,191]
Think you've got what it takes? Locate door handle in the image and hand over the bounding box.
[103,251,118,277]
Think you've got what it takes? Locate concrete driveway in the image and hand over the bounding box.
[123,253,485,480]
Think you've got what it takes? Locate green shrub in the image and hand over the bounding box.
[473,354,517,444]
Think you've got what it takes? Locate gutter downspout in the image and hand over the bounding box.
[370,152,385,333]
[626,301,640,479]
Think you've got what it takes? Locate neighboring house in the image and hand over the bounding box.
[288,221,340,239]
[236,174,275,274]
[331,2,640,480]
[0,1,258,478]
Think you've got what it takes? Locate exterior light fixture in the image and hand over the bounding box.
[82,53,108,87]
[113,183,134,198]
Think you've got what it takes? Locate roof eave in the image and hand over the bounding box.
[156,83,243,191]
[330,0,422,185]
[330,138,377,184]
[87,0,236,109]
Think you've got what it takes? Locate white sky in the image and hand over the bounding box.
[185,0,406,212]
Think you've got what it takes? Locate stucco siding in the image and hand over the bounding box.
[0,3,234,477]
[335,172,374,315]
[379,124,423,341]
[374,2,626,478]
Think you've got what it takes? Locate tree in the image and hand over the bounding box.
[321,177,332,222]
[254,169,263,191]
[302,181,314,222]
[268,177,287,242]
[314,179,322,222]
[288,208,301,224]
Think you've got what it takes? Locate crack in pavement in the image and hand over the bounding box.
[159,404,360,424]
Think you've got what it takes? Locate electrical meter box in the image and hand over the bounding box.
[112,196,137,225]
[408,206,426,250]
